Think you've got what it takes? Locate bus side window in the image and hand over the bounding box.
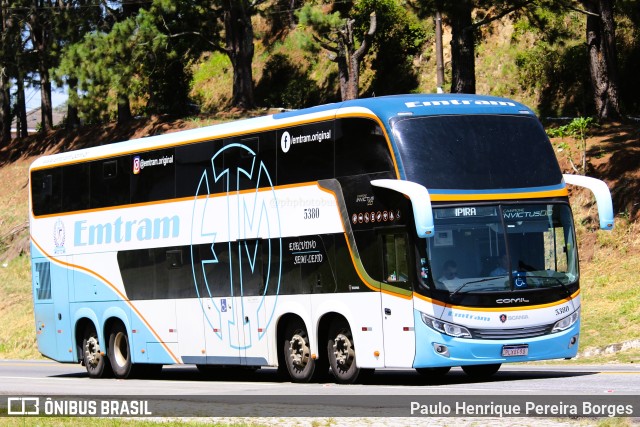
[276,122,334,185]
[31,169,62,215]
[382,233,411,290]
[63,163,90,212]
[335,118,393,177]
[91,157,130,208]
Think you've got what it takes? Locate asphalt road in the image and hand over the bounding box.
[0,360,638,419]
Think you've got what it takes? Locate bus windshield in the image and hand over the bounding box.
[392,115,563,190]
[422,204,577,295]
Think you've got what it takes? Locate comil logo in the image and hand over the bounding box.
[281,131,291,153]
[133,156,141,174]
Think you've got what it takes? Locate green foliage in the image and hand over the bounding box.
[55,0,218,121]
[190,52,233,113]
[352,0,429,96]
[512,6,595,117]
[255,53,322,108]
[296,0,428,97]
[547,117,596,174]
[297,3,344,35]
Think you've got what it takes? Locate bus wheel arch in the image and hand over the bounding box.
[77,318,111,378]
[104,318,133,379]
[277,313,327,383]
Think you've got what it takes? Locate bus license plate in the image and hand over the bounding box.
[502,344,528,357]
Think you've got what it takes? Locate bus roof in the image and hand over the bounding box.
[30,94,534,170]
[274,94,534,121]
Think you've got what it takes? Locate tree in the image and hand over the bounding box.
[579,0,621,120]
[25,1,58,132]
[0,0,12,145]
[418,0,534,94]
[449,0,475,93]
[299,2,377,100]
[352,0,427,96]
[221,0,261,109]
[56,0,216,123]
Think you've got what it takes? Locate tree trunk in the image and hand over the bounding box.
[0,69,10,146]
[336,53,351,101]
[117,92,132,125]
[40,72,53,131]
[582,0,621,121]
[16,70,28,137]
[449,0,475,94]
[30,7,54,132]
[66,78,80,130]
[223,0,255,110]
[0,1,10,145]
[435,9,444,93]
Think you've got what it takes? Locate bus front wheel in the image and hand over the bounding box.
[108,323,133,379]
[327,319,363,384]
[82,325,111,378]
[283,320,326,383]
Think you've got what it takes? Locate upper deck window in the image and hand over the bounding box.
[392,115,562,190]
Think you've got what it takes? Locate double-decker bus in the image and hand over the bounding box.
[29,94,613,383]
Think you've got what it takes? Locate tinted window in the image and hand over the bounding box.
[175,139,225,198]
[62,163,90,212]
[335,118,394,177]
[277,121,334,185]
[130,149,175,203]
[393,115,562,189]
[90,157,130,208]
[224,133,277,191]
[31,169,62,216]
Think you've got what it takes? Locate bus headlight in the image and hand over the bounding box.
[552,308,580,333]
[421,313,472,338]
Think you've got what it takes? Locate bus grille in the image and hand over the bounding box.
[468,324,554,340]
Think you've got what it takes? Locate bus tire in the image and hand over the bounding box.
[108,323,133,379]
[461,363,501,378]
[283,319,326,383]
[327,319,361,384]
[416,366,451,378]
[82,325,111,379]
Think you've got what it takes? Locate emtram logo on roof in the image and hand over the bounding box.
[405,99,516,108]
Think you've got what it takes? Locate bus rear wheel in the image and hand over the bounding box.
[82,325,111,378]
[461,363,501,378]
[108,323,133,379]
[327,319,363,384]
[283,320,327,383]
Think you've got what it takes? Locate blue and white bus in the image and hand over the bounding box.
[29,94,614,383]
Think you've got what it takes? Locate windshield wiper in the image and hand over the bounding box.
[450,277,501,298]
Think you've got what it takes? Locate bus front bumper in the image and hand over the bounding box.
[413,310,580,368]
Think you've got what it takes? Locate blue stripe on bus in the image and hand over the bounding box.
[31,244,177,365]
[427,183,566,195]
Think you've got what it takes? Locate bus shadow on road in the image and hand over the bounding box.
[53,365,597,387]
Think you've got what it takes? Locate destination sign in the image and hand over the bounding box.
[435,206,498,219]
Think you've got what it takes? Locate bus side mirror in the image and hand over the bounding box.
[563,174,614,230]
[370,179,435,238]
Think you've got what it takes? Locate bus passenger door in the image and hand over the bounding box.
[380,233,416,367]
[202,242,243,365]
